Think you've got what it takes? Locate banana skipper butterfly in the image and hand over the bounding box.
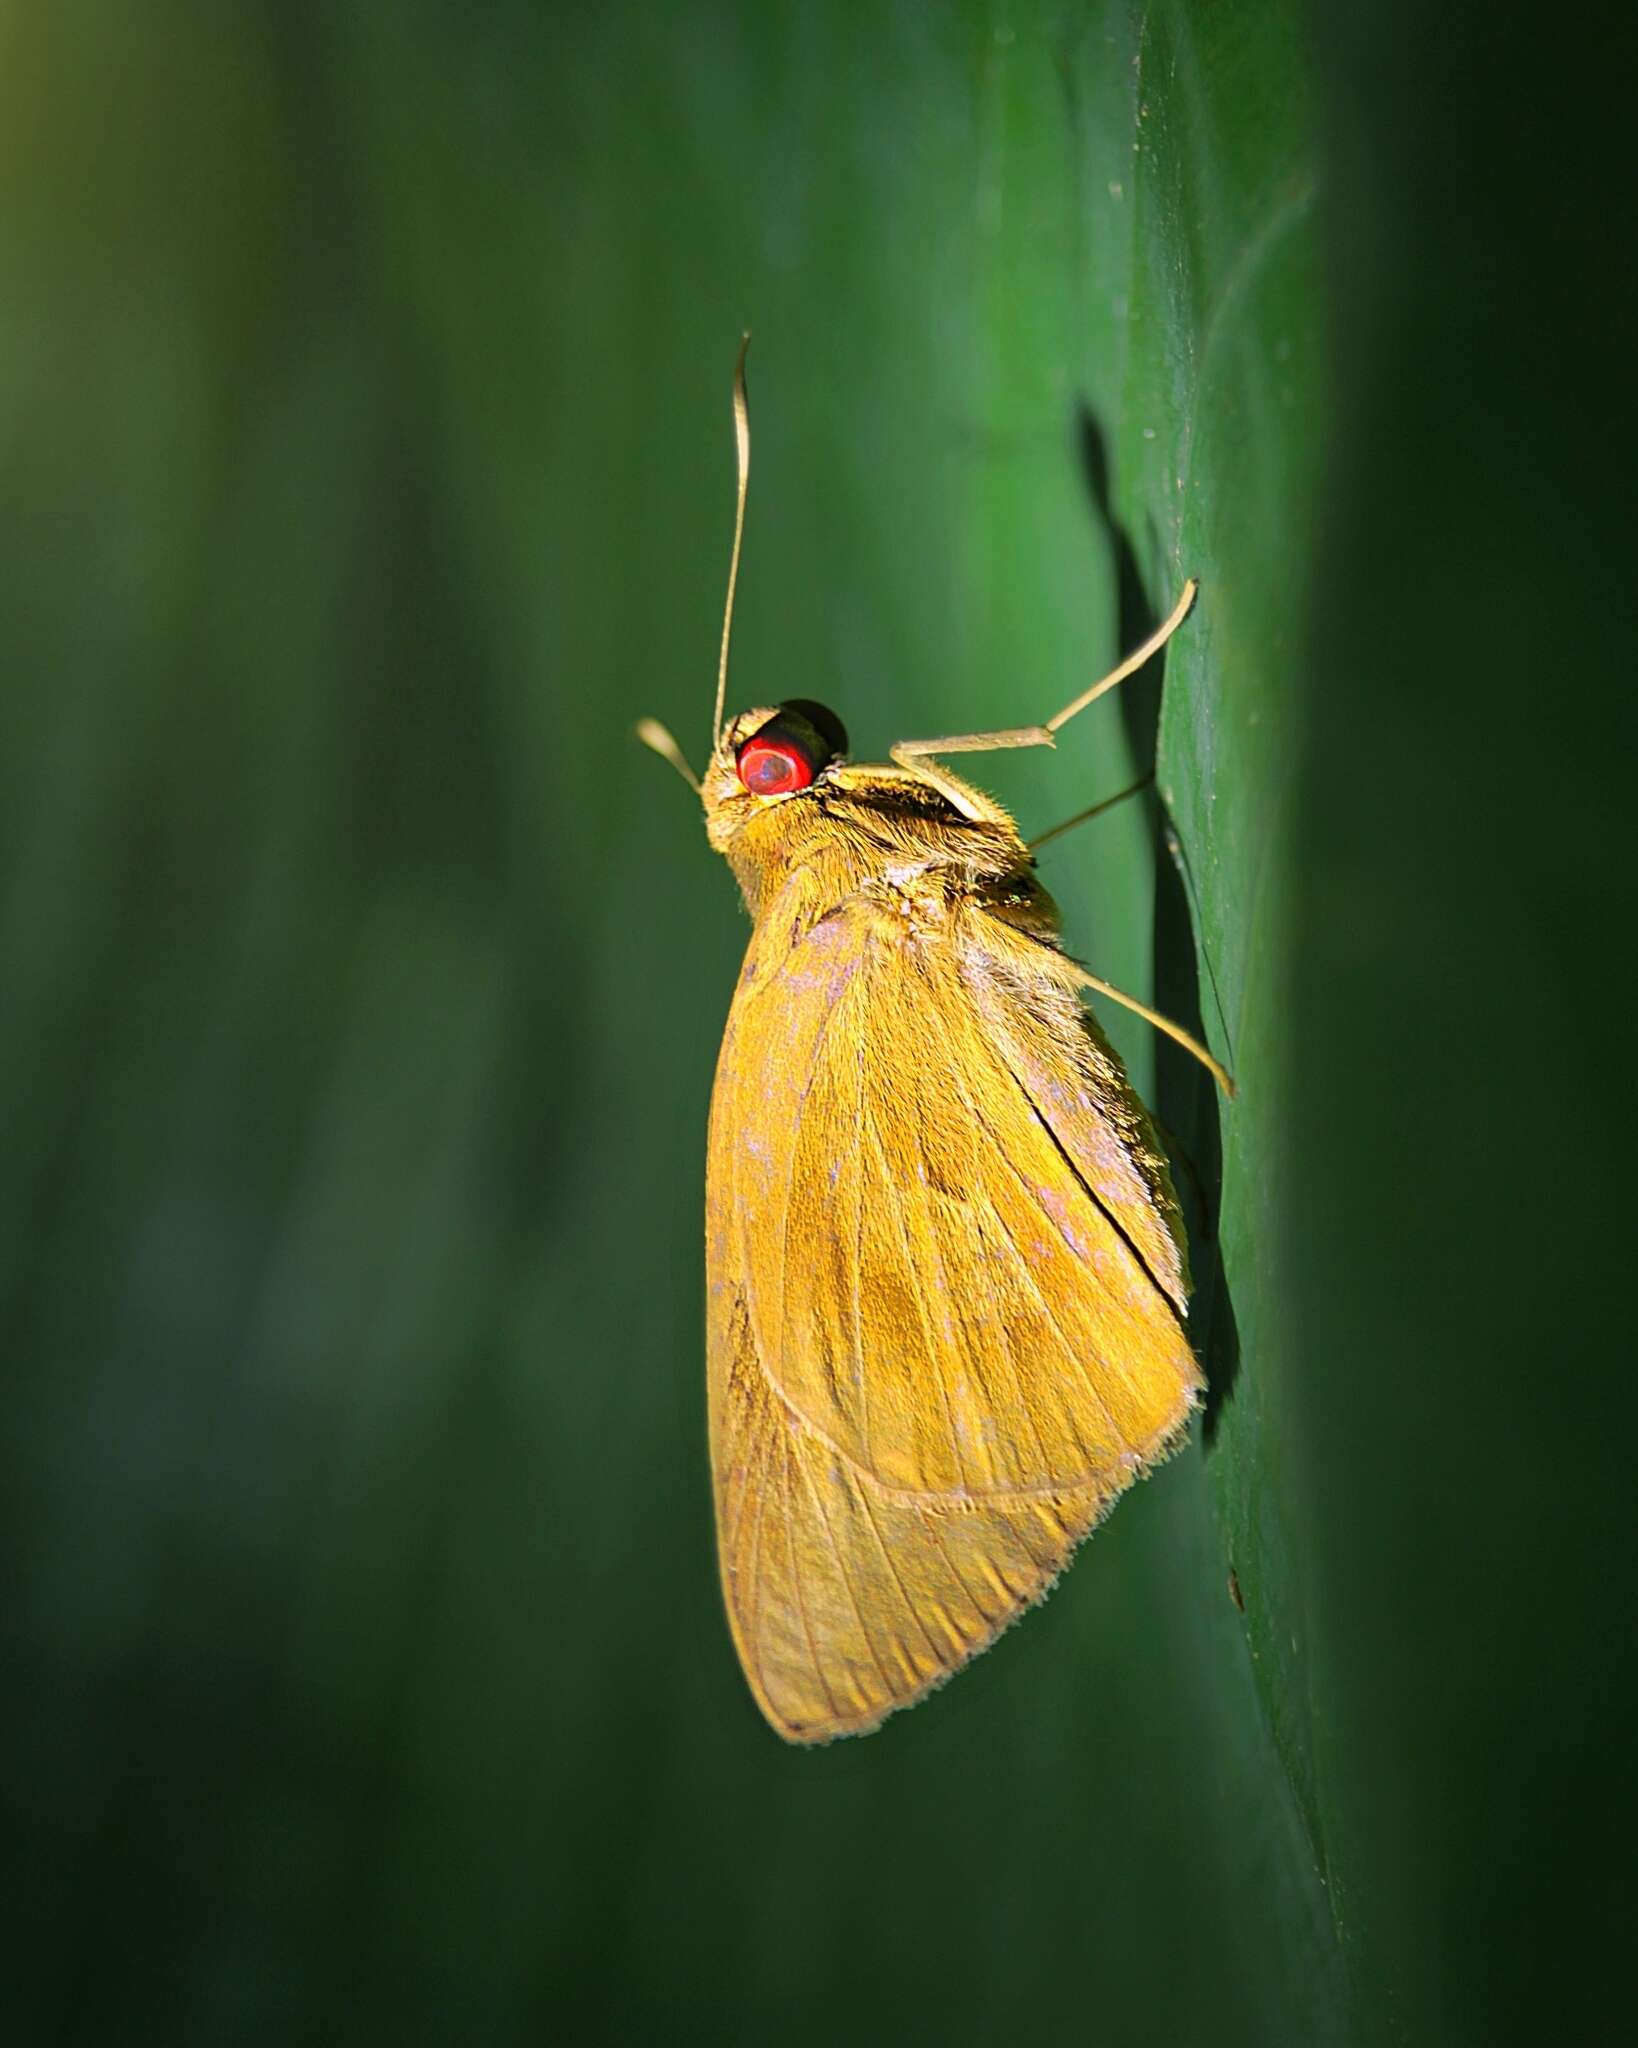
[639,342,1231,1743]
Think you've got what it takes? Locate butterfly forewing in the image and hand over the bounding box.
[706,876,1201,1742]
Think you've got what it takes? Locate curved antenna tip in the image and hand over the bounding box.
[712,340,754,749]
[635,717,701,793]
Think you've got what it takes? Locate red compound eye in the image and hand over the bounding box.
[732,702,846,798]
[736,733,815,796]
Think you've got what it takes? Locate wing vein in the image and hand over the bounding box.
[952,1064,1134,1461]
[740,1378,781,1673]
[967,945,1185,1323]
[863,1102,972,1493]
[784,1434,843,1723]
[851,998,873,1476]
[938,1058,1082,1476]
[921,1507,992,1632]
[728,1359,773,1564]
[797,1448,897,1704]
[762,961,856,1401]
[1017,1070,1182,1323]
[855,1478,944,1673]
[907,1010,1002,1489]
[983,1173,1124,1467]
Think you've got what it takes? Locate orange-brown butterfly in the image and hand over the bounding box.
[639,342,1232,1743]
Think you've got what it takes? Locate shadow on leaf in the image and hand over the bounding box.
[1075,403,1240,1442]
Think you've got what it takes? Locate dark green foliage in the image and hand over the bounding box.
[1,4,1629,2043]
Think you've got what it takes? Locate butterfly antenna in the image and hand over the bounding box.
[711,334,752,751]
[634,716,701,792]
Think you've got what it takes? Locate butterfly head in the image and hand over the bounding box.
[635,345,855,860]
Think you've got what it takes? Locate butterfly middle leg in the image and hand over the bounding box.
[1027,771,1154,852]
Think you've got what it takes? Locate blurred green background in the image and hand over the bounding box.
[2,3,1631,2043]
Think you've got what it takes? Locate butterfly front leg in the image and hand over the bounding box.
[890,578,1197,777]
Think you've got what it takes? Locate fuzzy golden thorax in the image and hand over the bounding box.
[701,706,1045,929]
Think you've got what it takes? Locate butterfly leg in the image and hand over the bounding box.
[1070,962,1235,1098]
[891,580,1198,772]
[1028,772,1154,851]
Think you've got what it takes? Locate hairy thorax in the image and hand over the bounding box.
[706,748,1057,943]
